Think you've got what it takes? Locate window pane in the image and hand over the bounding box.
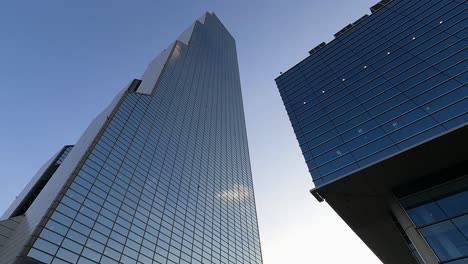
[420,220,468,261]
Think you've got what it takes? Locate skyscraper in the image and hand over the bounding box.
[276,0,467,263]
[0,13,262,264]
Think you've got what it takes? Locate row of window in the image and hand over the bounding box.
[309,107,466,185]
[302,85,466,165]
[55,145,74,165]
[280,4,464,113]
[277,0,462,89]
[291,39,465,132]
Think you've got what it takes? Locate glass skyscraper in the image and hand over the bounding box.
[276,0,467,263]
[0,13,262,264]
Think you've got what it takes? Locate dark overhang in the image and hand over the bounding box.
[311,124,468,264]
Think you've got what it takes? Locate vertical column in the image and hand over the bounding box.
[387,194,439,264]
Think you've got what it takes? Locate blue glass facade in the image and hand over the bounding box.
[276,0,467,186]
[400,176,468,263]
[25,13,262,264]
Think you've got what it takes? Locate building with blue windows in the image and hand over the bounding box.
[276,0,467,263]
[0,13,263,264]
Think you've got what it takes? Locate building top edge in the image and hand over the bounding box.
[275,0,393,81]
[137,12,232,95]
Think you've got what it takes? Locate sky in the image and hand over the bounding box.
[0,1,381,263]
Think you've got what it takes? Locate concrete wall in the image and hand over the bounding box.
[0,216,24,250]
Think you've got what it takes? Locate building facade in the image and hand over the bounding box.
[0,13,262,264]
[276,0,467,263]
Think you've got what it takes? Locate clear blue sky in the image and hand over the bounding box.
[0,1,381,263]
